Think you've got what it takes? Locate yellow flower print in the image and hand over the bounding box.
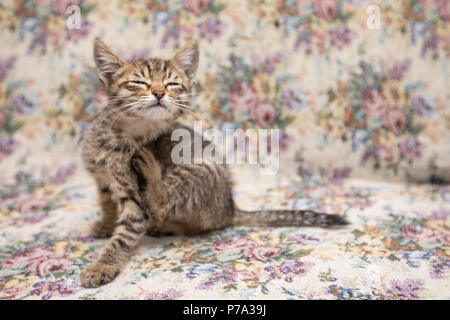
[47,113,76,134]
[0,206,9,217]
[443,247,450,257]
[315,111,333,134]
[253,1,279,24]
[178,10,196,28]
[384,9,407,30]
[335,97,348,119]
[0,83,6,109]
[54,241,89,259]
[34,184,62,199]
[253,73,277,101]
[5,274,40,289]
[246,260,264,271]
[377,131,397,148]
[46,15,66,33]
[425,219,450,234]
[0,7,16,28]
[119,1,149,20]
[310,15,327,33]
[312,246,346,261]
[382,81,406,108]
[66,92,84,115]
[331,120,346,138]
[248,229,280,245]
[233,261,250,271]
[435,19,450,38]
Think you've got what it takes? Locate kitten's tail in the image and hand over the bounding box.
[232,208,349,228]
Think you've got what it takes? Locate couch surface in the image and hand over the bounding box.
[0,0,449,299]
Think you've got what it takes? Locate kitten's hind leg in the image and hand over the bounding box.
[91,181,118,238]
[133,150,232,235]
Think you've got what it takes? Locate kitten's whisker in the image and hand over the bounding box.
[171,101,191,107]
[100,101,140,127]
[172,105,202,120]
[117,102,144,122]
[98,105,133,127]
[171,103,209,120]
[110,105,139,128]
[174,102,223,117]
[99,98,140,119]
[125,104,141,116]
[100,100,139,117]
[177,95,196,99]
[172,102,202,111]
[105,96,136,103]
[103,96,137,107]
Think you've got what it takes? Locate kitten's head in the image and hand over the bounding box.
[93,38,198,131]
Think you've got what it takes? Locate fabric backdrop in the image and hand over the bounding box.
[0,0,449,300]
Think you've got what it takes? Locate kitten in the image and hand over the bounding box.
[80,38,348,288]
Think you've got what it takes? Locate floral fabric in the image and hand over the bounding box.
[0,0,449,299]
[1,169,449,299]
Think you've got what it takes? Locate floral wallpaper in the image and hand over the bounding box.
[0,0,449,300]
[0,0,449,183]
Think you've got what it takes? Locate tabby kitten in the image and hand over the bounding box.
[80,38,348,288]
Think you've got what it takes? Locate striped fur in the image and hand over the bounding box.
[80,39,348,288]
[232,209,348,227]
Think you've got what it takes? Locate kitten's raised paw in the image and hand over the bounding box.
[90,220,115,238]
[81,263,120,288]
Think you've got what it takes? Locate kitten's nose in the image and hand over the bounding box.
[153,89,165,100]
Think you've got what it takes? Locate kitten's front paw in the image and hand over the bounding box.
[81,263,120,288]
[90,220,115,238]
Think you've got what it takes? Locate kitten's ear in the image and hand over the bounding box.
[93,38,125,89]
[171,40,199,81]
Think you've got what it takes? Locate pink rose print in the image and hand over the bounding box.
[361,88,388,117]
[440,0,450,21]
[314,0,337,21]
[419,0,440,10]
[184,0,209,14]
[401,225,440,243]
[244,245,282,261]
[51,0,79,17]
[2,247,72,276]
[383,108,406,134]
[0,193,50,213]
[229,81,258,111]
[250,101,276,127]
[212,237,253,254]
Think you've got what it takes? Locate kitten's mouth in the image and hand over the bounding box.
[147,103,165,108]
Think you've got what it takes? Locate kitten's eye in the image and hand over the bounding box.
[130,81,149,86]
[166,82,181,87]
[119,80,150,91]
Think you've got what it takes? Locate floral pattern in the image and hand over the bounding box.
[0,0,449,299]
[1,169,449,299]
[315,59,435,173]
